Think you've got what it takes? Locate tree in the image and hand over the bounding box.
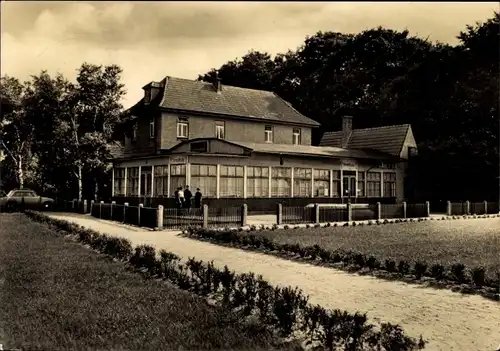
[65,63,126,200]
[27,63,125,200]
[197,12,499,201]
[0,76,36,189]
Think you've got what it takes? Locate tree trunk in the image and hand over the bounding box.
[18,157,24,188]
[77,165,83,201]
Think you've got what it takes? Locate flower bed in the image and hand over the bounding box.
[25,210,425,350]
[181,217,500,301]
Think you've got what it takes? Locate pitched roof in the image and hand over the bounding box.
[138,77,320,127]
[319,124,411,156]
[233,141,394,160]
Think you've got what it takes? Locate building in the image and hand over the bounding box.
[110,75,418,211]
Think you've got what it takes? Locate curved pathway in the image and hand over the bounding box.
[47,213,500,351]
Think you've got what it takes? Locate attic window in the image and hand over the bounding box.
[144,89,152,104]
[190,141,208,153]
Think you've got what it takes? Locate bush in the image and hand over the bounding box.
[366,255,381,270]
[398,260,411,275]
[413,261,428,280]
[430,263,446,281]
[471,267,486,287]
[385,259,397,273]
[451,262,468,284]
[24,210,424,350]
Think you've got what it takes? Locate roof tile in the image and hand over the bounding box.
[320,124,411,156]
[157,77,320,127]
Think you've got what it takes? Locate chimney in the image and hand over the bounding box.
[213,71,222,93]
[341,115,353,148]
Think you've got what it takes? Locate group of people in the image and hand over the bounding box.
[174,185,202,209]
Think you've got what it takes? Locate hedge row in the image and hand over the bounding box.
[184,227,500,301]
[241,214,500,233]
[24,210,425,351]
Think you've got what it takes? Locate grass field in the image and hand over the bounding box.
[251,217,500,277]
[0,213,290,351]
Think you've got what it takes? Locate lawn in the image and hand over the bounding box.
[0,213,290,351]
[251,218,500,276]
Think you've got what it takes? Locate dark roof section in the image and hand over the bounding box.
[320,124,411,157]
[108,141,125,160]
[234,141,394,160]
[157,76,320,127]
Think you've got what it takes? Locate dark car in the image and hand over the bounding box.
[0,188,55,212]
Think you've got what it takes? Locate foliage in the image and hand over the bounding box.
[183,224,500,300]
[1,214,286,351]
[198,13,499,202]
[1,63,125,199]
[26,210,425,350]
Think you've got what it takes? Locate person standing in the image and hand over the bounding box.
[194,188,202,209]
[177,187,185,208]
[184,185,192,210]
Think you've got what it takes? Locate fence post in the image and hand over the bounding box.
[425,201,430,217]
[90,200,95,215]
[376,202,381,220]
[241,204,248,227]
[347,203,352,222]
[138,203,143,227]
[402,201,407,219]
[276,203,283,225]
[446,201,451,216]
[484,200,488,215]
[111,201,115,220]
[202,204,208,229]
[157,205,164,228]
[314,203,320,224]
[124,202,128,223]
[99,201,104,219]
[83,199,87,214]
[464,200,470,215]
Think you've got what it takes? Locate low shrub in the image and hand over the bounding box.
[385,259,397,273]
[181,225,499,295]
[450,262,468,284]
[25,210,425,350]
[471,267,486,287]
[430,263,446,281]
[398,260,411,275]
[413,261,428,280]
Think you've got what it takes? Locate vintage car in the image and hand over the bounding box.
[0,188,54,212]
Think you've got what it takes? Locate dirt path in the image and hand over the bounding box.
[47,213,500,351]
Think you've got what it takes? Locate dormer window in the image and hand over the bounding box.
[264,125,273,143]
[144,89,151,104]
[292,128,301,145]
[215,121,225,139]
[149,117,155,138]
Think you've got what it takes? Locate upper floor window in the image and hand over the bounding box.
[265,125,273,143]
[292,128,301,145]
[149,117,155,139]
[177,118,189,139]
[215,121,225,139]
[132,123,138,142]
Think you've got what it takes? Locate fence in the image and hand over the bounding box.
[163,207,203,229]
[278,202,430,225]
[380,204,404,219]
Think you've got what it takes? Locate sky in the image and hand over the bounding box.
[1,1,497,108]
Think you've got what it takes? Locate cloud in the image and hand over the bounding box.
[1,1,497,108]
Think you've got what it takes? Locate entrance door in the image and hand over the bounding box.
[342,171,356,198]
[140,167,153,197]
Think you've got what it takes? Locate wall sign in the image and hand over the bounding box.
[170,155,187,164]
[341,159,357,167]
